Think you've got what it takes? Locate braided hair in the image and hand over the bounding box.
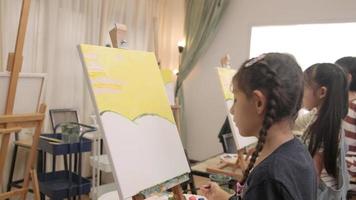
[232,53,304,187]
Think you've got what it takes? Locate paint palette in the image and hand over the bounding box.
[183,194,207,200]
[144,193,206,200]
[220,153,238,164]
[98,192,207,200]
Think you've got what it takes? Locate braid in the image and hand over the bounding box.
[239,66,281,186]
[234,53,304,199]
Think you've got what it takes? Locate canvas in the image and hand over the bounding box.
[78,44,190,199]
[216,67,257,149]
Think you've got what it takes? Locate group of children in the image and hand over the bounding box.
[200,54,356,200]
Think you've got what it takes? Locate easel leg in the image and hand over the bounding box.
[188,173,197,194]
[31,169,41,200]
[0,135,11,188]
[172,185,184,200]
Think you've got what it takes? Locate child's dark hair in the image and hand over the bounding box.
[335,57,356,92]
[232,53,304,185]
[304,63,348,177]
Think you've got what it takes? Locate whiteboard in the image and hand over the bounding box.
[78,44,190,199]
[0,72,46,114]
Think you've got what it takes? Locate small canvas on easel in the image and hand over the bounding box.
[160,69,175,105]
[78,44,190,199]
[216,67,257,149]
[0,72,45,187]
[0,73,45,114]
[206,68,257,178]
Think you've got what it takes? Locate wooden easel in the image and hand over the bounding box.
[206,145,256,179]
[109,23,127,48]
[0,0,46,199]
[132,185,185,200]
[206,150,247,179]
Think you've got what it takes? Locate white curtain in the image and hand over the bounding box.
[100,0,185,70]
[0,0,184,123]
[0,0,104,193]
[0,0,103,126]
[155,0,185,70]
[0,0,184,193]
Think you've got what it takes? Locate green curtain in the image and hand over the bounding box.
[175,0,230,147]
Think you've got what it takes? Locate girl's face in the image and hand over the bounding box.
[303,82,326,110]
[230,88,264,137]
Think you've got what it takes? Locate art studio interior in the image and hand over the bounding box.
[1,0,356,199]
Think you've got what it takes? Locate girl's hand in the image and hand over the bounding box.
[200,182,232,200]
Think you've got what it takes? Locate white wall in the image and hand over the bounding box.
[184,0,356,161]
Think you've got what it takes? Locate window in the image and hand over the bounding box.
[250,23,356,70]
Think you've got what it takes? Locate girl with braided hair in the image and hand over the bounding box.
[201,53,317,200]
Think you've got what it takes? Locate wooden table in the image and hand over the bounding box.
[97,192,206,200]
[191,154,243,181]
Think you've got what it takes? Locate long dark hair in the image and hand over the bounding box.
[304,63,348,177]
[232,53,304,185]
[336,56,356,92]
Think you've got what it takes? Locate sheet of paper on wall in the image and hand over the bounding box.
[216,67,257,149]
[78,44,190,199]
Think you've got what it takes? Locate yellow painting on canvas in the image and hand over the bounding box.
[217,67,236,101]
[79,44,175,124]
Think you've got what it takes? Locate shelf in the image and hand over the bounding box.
[38,170,91,199]
[39,134,92,155]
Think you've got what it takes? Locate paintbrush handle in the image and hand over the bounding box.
[40,136,62,143]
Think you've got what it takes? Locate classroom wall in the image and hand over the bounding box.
[184,0,356,161]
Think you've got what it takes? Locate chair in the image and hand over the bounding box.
[49,109,80,130]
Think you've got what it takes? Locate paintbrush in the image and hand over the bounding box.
[40,135,62,143]
[186,184,226,192]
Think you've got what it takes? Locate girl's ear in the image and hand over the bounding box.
[252,90,267,115]
[318,86,327,99]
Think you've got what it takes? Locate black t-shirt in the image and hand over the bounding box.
[230,138,317,200]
